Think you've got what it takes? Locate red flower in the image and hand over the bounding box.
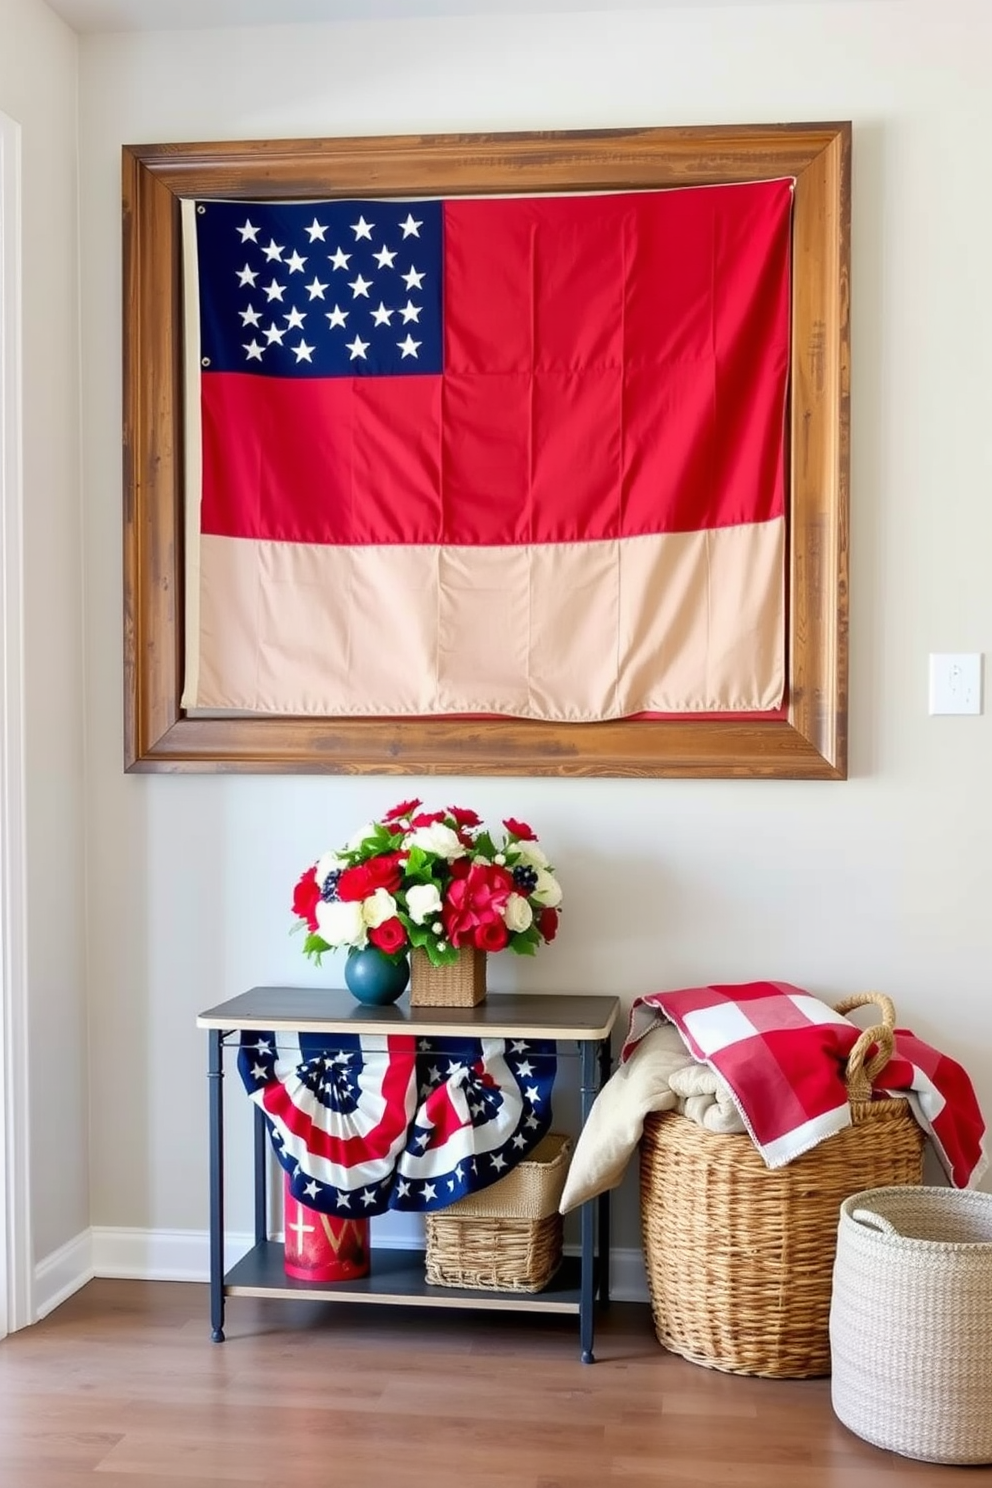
[503,817,537,841]
[475,918,509,952]
[442,863,514,947]
[384,798,421,822]
[369,917,408,954]
[410,810,446,828]
[337,853,404,902]
[447,805,482,829]
[292,865,321,932]
[537,907,559,943]
[448,856,472,880]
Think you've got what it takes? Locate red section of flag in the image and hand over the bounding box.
[199,180,791,548]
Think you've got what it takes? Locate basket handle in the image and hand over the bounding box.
[851,1208,900,1236]
[833,993,897,1101]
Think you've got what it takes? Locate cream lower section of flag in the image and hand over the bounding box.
[181,522,784,720]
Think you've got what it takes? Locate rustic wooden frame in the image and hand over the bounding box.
[123,123,849,777]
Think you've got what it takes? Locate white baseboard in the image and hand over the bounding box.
[38,1227,650,1311]
[35,1230,93,1320]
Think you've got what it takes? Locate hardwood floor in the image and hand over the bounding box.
[0,1280,980,1486]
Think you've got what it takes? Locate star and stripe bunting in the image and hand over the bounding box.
[237,1030,557,1215]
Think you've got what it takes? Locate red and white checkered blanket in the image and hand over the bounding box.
[622,981,987,1188]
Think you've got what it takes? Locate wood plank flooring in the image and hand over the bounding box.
[0,1280,981,1486]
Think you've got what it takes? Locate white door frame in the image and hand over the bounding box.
[0,106,33,1338]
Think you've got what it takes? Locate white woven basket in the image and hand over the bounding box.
[830,1185,992,1465]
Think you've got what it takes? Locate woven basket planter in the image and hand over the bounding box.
[638,994,926,1378]
[831,1186,992,1464]
[425,1132,572,1292]
[410,947,487,1008]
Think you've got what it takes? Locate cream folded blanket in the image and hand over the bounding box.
[559,1023,746,1213]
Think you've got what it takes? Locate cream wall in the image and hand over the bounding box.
[1,0,88,1266]
[77,1,991,1258]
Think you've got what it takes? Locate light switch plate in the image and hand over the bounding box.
[929,653,983,715]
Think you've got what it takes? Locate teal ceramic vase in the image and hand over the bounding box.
[344,947,410,1006]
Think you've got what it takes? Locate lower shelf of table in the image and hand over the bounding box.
[224,1241,584,1314]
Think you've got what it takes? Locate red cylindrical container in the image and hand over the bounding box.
[283,1174,370,1282]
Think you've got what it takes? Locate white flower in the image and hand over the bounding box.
[531,868,563,908]
[406,822,467,861]
[362,888,397,928]
[406,882,443,925]
[513,840,549,870]
[315,851,346,889]
[503,893,533,933]
[315,898,366,948]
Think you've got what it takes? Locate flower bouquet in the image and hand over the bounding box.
[291,800,562,1004]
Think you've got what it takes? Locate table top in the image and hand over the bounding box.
[196,987,621,1041]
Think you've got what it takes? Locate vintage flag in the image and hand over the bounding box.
[237,1030,557,1215]
[182,180,793,720]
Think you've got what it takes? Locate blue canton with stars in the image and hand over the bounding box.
[194,197,444,379]
[237,1031,557,1217]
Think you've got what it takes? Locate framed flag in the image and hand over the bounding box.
[122,122,850,778]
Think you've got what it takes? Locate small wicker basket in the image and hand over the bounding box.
[410,947,487,1008]
[831,1186,992,1464]
[425,1132,572,1292]
[639,993,927,1378]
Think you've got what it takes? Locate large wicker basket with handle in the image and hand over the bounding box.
[639,993,927,1378]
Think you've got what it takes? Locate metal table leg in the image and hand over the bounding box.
[579,1036,597,1363]
[253,1105,268,1247]
[208,1027,226,1342]
[597,1034,612,1307]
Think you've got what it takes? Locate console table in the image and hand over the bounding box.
[197,988,620,1362]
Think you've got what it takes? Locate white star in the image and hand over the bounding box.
[373,245,397,269]
[516,1060,534,1078]
[511,1132,527,1149]
[361,1188,377,1208]
[351,215,374,240]
[525,1113,540,1130]
[400,300,422,324]
[263,279,285,302]
[262,239,284,261]
[346,335,369,360]
[399,213,422,238]
[328,247,351,271]
[490,1153,508,1172]
[254,1039,272,1052]
[242,340,264,361]
[238,218,260,242]
[370,302,394,327]
[304,1180,320,1199]
[284,307,306,330]
[415,1131,430,1150]
[422,1182,437,1202]
[428,1065,443,1084]
[510,1040,529,1054]
[402,266,426,290]
[263,323,285,344]
[306,277,328,300]
[239,305,261,327]
[348,274,372,299]
[250,1063,267,1080]
[236,264,258,288]
[292,340,315,362]
[305,219,328,242]
[285,249,307,274]
[454,1164,465,1181]
[397,334,421,359]
[396,1177,411,1198]
[326,305,348,329]
[447,1178,456,1191]
[335,1192,352,1209]
[524,1085,540,1105]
